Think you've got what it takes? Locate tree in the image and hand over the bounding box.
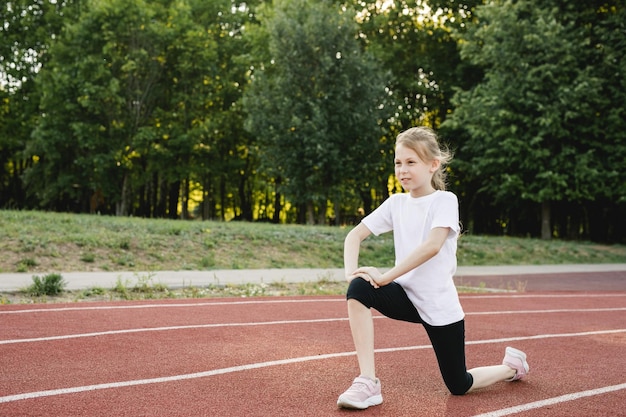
[25,0,236,218]
[443,0,622,240]
[26,0,172,213]
[338,0,483,212]
[243,0,390,224]
[352,0,482,128]
[0,0,79,209]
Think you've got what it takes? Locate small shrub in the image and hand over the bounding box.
[199,254,215,268]
[132,274,168,298]
[82,287,106,297]
[115,254,135,267]
[113,277,131,299]
[16,257,38,272]
[80,252,96,263]
[28,273,66,296]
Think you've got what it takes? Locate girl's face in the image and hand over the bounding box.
[394,143,440,198]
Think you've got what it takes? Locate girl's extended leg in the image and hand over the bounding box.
[338,279,420,409]
[345,278,422,380]
[347,298,376,380]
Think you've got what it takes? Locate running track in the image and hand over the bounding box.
[1,273,625,416]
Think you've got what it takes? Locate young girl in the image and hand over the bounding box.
[337,127,529,410]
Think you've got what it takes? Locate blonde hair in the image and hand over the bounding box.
[395,127,452,191]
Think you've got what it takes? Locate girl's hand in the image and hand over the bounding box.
[348,266,383,288]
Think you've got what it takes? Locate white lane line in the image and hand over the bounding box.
[0,298,344,314]
[468,307,626,315]
[0,329,624,404]
[0,317,348,345]
[464,294,626,299]
[471,382,626,417]
[1,293,624,314]
[2,308,625,345]
[1,307,625,345]
[0,350,356,404]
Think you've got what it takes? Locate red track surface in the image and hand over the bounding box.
[1,273,625,416]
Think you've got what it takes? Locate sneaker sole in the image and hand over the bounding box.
[337,394,383,410]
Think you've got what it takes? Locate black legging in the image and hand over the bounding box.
[346,278,473,395]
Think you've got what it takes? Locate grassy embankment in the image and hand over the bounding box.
[1,210,624,303]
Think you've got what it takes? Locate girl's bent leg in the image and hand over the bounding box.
[424,320,473,395]
[468,347,529,391]
[467,365,516,392]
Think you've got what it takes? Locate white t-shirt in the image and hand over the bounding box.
[361,190,464,326]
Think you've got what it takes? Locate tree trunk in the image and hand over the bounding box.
[116,172,130,216]
[202,174,211,221]
[181,178,190,219]
[272,192,282,224]
[317,202,326,225]
[541,200,551,240]
[167,180,180,219]
[239,175,252,221]
[156,177,167,218]
[306,201,315,225]
[219,177,226,221]
[272,177,282,223]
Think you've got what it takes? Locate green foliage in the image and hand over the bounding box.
[111,274,170,300]
[243,0,391,222]
[448,1,599,201]
[27,273,66,296]
[0,0,624,241]
[16,257,38,272]
[443,0,626,240]
[20,0,256,219]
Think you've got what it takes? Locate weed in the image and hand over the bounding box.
[80,252,96,263]
[111,274,168,300]
[136,277,168,295]
[223,282,267,297]
[181,285,204,298]
[113,277,131,299]
[81,287,106,297]
[27,273,66,296]
[199,255,215,268]
[16,257,38,272]
[115,254,135,267]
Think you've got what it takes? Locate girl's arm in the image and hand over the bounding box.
[344,223,372,281]
[352,226,451,287]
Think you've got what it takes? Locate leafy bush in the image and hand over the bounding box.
[28,273,66,296]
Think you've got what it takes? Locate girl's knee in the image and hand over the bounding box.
[346,278,374,308]
[444,374,473,396]
[346,277,369,298]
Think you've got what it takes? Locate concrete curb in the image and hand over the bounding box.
[1,264,625,292]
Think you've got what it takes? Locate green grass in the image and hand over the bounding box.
[0,209,625,304]
[0,209,624,274]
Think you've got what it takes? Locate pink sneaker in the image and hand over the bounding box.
[503,347,529,381]
[337,376,383,409]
